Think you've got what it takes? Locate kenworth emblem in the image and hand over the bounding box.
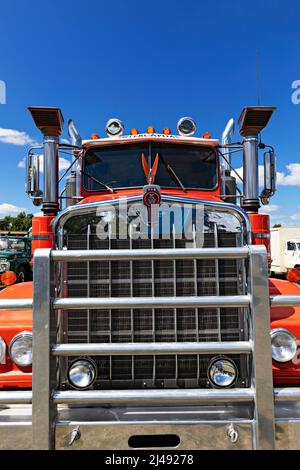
[143,184,161,226]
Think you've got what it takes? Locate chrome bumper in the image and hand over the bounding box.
[0,398,299,450]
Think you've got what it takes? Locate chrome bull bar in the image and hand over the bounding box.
[0,245,299,450]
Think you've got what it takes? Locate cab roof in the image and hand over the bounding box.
[82,133,219,149]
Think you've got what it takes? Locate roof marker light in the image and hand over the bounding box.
[203,131,211,139]
[130,128,139,135]
[91,133,100,140]
[147,126,155,134]
[163,128,171,135]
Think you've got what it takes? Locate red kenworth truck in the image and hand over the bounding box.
[0,106,300,450]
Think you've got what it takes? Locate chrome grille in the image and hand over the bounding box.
[57,203,249,389]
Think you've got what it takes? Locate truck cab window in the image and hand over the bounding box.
[83,142,218,191]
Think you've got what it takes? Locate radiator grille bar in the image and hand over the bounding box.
[52,340,253,356]
[54,295,251,310]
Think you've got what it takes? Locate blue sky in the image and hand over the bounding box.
[0,0,299,225]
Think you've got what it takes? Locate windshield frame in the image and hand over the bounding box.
[82,140,219,193]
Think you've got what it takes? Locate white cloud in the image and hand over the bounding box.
[277,163,300,186]
[260,204,281,213]
[58,157,71,171]
[290,213,300,221]
[234,163,300,187]
[18,156,70,172]
[0,203,25,218]
[17,158,26,169]
[234,166,264,187]
[0,128,36,146]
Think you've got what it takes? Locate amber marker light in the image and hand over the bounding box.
[130,128,139,135]
[203,132,211,139]
[91,133,100,139]
[147,126,155,134]
[287,268,300,283]
[1,271,17,286]
[163,128,171,135]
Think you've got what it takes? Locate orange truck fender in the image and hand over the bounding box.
[0,282,32,388]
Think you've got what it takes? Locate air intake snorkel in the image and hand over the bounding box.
[238,106,275,213]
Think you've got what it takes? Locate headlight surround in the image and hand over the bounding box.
[105,118,124,137]
[177,117,197,136]
[0,336,6,364]
[271,328,297,363]
[68,358,97,389]
[0,260,10,273]
[208,357,238,388]
[9,331,32,367]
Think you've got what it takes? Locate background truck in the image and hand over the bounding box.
[270,226,300,276]
[0,232,32,288]
[0,106,300,450]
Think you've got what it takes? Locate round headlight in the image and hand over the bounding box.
[105,118,124,137]
[208,357,238,388]
[9,331,32,367]
[271,328,297,363]
[68,359,96,389]
[177,117,197,136]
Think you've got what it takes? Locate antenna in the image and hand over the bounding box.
[256,50,261,106]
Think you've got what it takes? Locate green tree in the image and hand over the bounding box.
[0,213,33,232]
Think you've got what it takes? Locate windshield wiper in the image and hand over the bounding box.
[156,153,187,192]
[82,171,115,193]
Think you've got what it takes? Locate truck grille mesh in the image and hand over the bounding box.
[56,204,249,389]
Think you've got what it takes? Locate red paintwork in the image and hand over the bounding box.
[0,282,32,388]
[249,213,271,261]
[270,278,300,384]
[80,187,221,205]
[31,215,54,256]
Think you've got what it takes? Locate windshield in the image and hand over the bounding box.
[83,142,218,191]
[0,238,25,251]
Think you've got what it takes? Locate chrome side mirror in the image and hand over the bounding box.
[260,149,276,205]
[26,150,43,206]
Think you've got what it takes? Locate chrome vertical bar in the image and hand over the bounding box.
[129,225,134,381]
[87,224,91,343]
[241,135,260,213]
[32,248,55,450]
[213,224,221,341]
[43,135,59,215]
[248,245,275,450]
[108,225,112,382]
[151,227,156,383]
[192,225,200,384]
[172,225,178,384]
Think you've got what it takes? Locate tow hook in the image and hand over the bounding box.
[227,424,239,443]
[69,426,81,446]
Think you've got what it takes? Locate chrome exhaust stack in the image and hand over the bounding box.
[238,106,275,213]
[28,107,64,216]
[221,118,236,202]
[221,117,235,174]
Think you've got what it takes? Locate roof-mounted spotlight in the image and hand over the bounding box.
[177,117,196,137]
[238,106,276,137]
[28,107,64,136]
[105,118,124,138]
